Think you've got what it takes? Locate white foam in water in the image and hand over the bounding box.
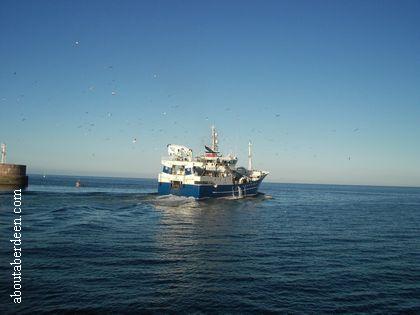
[154,194,198,207]
[220,195,244,200]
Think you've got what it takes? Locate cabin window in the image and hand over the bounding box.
[162,166,171,174]
[185,168,192,175]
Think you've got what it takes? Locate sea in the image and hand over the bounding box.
[0,175,419,314]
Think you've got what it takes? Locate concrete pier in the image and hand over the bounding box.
[0,164,28,189]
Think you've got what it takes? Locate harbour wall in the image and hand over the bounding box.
[0,164,28,188]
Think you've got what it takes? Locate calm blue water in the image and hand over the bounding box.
[0,175,419,314]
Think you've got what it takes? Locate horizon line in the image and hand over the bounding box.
[28,173,420,189]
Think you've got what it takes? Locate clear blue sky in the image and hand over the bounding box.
[1,0,419,186]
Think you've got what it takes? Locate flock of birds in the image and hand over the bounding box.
[5,39,361,163]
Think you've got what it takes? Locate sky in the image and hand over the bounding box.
[1,0,420,186]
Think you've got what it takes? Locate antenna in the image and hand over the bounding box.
[1,143,6,164]
[211,126,219,152]
[248,141,252,170]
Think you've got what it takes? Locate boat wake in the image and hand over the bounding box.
[153,194,199,208]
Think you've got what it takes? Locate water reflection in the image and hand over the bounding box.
[149,194,271,290]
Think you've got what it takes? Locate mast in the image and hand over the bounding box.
[211,126,218,152]
[248,141,252,170]
[1,143,6,164]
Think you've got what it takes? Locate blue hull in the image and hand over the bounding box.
[157,179,264,199]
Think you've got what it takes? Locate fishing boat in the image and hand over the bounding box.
[157,126,268,199]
